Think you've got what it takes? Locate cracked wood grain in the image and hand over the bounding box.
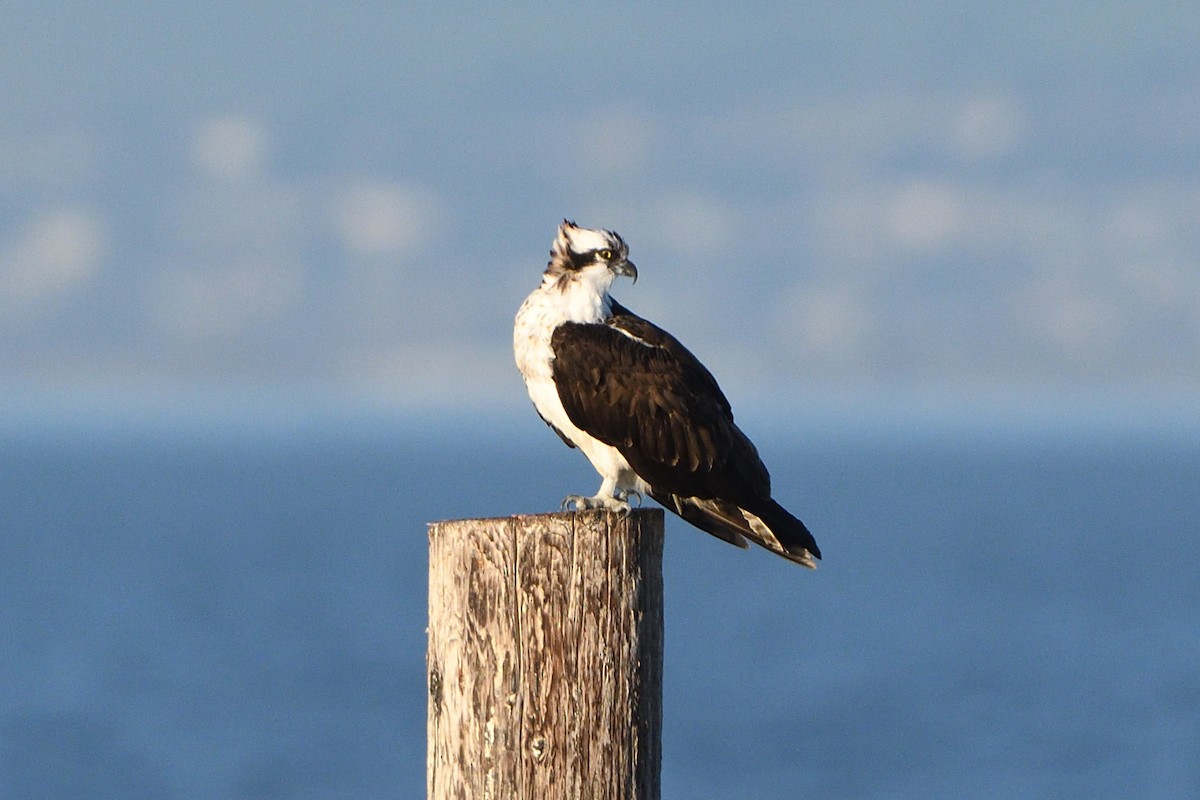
[428,509,663,800]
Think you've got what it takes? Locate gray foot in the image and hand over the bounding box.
[561,494,633,516]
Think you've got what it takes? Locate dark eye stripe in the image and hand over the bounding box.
[566,248,592,270]
[566,247,616,270]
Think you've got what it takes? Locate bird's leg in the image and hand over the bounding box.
[561,477,632,516]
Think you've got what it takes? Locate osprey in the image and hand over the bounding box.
[514,220,821,567]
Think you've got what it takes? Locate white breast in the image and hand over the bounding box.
[513,277,641,488]
[512,279,599,443]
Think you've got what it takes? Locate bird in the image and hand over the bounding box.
[513,220,821,567]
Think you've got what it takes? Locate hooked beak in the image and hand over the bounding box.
[613,259,638,284]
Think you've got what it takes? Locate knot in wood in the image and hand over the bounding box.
[530,735,548,760]
[428,667,442,717]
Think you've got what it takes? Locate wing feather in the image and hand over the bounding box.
[550,303,769,502]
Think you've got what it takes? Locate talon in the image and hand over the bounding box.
[609,498,632,517]
[560,493,632,515]
[627,491,643,508]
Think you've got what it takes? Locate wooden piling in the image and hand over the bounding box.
[427,509,664,800]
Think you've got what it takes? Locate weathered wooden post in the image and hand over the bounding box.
[427,508,664,799]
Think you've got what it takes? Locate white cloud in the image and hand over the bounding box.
[781,283,872,363]
[647,190,737,258]
[333,182,438,257]
[570,108,658,176]
[174,180,307,255]
[886,180,964,251]
[1017,281,1120,366]
[1106,201,1172,248]
[9,89,1200,406]
[150,260,302,341]
[336,341,519,408]
[949,95,1026,161]
[190,115,270,181]
[0,208,105,315]
[699,95,948,181]
[776,172,1200,383]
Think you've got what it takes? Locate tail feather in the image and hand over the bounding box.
[650,491,820,568]
[746,498,821,567]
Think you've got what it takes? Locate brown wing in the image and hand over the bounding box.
[549,303,769,503]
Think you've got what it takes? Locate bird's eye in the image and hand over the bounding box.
[598,249,614,261]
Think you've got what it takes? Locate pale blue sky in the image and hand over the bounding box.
[2,4,1198,422]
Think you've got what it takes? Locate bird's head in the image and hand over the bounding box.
[547,219,638,287]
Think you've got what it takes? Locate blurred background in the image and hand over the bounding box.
[2,4,1197,798]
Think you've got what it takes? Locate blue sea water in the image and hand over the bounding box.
[1,411,1197,799]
